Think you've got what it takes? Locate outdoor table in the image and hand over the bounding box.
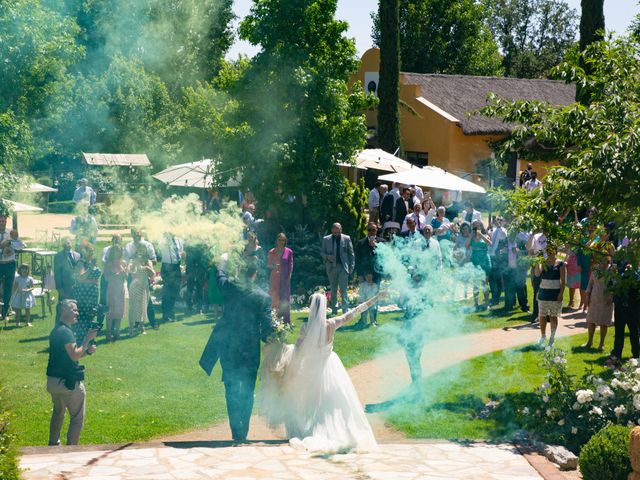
[30,250,57,282]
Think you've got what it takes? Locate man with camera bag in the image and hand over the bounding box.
[46,299,97,446]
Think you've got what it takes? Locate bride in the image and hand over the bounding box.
[260,292,380,453]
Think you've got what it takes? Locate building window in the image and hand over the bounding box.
[406,151,428,167]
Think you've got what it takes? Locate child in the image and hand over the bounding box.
[2,230,25,262]
[11,263,36,327]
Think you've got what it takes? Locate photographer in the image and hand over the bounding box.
[46,299,97,446]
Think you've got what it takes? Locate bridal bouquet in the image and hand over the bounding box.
[266,309,291,344]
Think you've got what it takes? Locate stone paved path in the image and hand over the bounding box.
[162,311,588,443]
[20,441,545,480]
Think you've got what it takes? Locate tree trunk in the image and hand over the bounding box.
[377,0,401,155]
[576,0,605,103]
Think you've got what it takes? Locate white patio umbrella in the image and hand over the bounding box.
[339,149,414,173]
[2,199,43,212]
[153,159,240,188]
[378,166,486,194]
[23,183,57,193]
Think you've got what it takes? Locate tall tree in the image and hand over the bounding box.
[484,0,577,78]
[376,0,401,155]
[576,0,604,103]
[373,0,503,76]
[224,0,371,230]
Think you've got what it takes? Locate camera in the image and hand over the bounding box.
[64,365,85,390]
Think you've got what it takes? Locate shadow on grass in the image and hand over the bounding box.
[18,335,50,343]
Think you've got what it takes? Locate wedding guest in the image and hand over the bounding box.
[467,221,492,311]
[124,229,157,327]
[128,246,155,335]
[100,235,122,321]
[504,230,530,312]
[368,182,383,225]
[393,188,411,224]
[380,188,395,224]
[431,206,452,242]
[46,300,97,446]
[185,242,209,314]
[582,256,614,351]
[577,210,596,312]
[54,238,81,322]
[205,189,221,213]
[453,222,472,265]
[610,258,640,362]
[2,229,25,262]
[72,178,96,205]
[441,191,459,221]
[400,218,420,240]
[321,223,355,315]
[413,184,424,203]
[488,217,508,307]
[402,202,427,232]
[421,225,442,267]
[70,209,98,245]
[267,233,294,325]
[241,190,256,212]
[72,247,101,344]
[0,214,19,320]
[158,232,184,324]
[11,263,36,327]
[564,247,581,309]
[524,172,542,192]
[459,201,481,224]
[355,223,383,327]
[527,231,548,322]
[534,245,566,348]
[104,246,126,342]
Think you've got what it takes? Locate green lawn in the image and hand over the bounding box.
[381,331,629,441]
[0,245,557,447]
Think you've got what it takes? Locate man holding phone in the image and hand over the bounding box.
[46,299,98,446]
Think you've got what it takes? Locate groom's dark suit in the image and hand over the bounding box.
[199,270,271,442]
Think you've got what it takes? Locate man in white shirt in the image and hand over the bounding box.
[159,232,185,323]
[124,229,157,263]
[421,225,442,268]
[459,201,482,224]
[402,202,428,232]
[413,185,424,203]
[72,179,97,205]
[368,183,384,225]
[524,172,543,192]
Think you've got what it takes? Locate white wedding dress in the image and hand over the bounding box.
[260,293,377,453]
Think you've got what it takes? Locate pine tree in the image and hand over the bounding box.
[377,0,401,155]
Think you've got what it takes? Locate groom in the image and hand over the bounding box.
[199,261,272,443]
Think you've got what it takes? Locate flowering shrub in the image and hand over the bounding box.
[513,348,640,453]
[266,309,293,344]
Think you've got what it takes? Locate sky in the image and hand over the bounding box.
[227,0,639,59]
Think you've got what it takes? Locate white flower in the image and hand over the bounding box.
[571,427,578,434]
[597,385,615,399]
[631,359,639,367]
[558,419,565,426]
[541,382,550,390]
[522,407,530,415]
[546,408,555,417]
[633,394,640,410]
[633,384,640,393]
[542,395,549,403]
[614,405,627,417]
[553,356,563,364]
[576,389,594,404]
[590,406,603,416]
[611,378,623,389]
[573,402,581,410]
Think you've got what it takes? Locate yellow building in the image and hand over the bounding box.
[352,48,575,185]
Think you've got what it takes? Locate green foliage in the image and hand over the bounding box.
[47,201,77,214]
[0,390,20,480]
[223,0,371,229]
[484,0,577,78]
[0,110,33,169]
[373,0,503,76]
[286,224,326,295]
[577,0,605,103]
[336,178,368,240]
[580,425,632,480]
[376,0,401,154]
[480,27,640,257]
